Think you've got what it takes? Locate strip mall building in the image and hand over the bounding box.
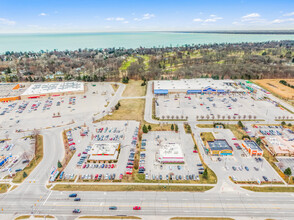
[153,78,244,95]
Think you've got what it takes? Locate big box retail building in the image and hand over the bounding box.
[20,81,84,99]
[153,78,244,95]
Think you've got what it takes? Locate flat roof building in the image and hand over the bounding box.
[88,142,120,161]
[241,140,263,156]
[207,139,233,156]
[156,143,184,164]
[21,81,84,99]
[0,83,25,102]
[265,136,294,156]
[153,78,244,95]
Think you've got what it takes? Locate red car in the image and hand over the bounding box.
[78,153,81,157]
[232,138,237,140]
[69,142,75,146]
[111,164,114,168]
[95,174,98,180]
[126,171,132,175]
[193,150,198,153]
[82,164,86,168]
[133,206,141,210]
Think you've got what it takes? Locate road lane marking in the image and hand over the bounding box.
[43,191,52,205]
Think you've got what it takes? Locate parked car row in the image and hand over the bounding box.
[80,173,119,180]
[141,139,146,150]
[232,165,259,171]
[42,99,53,111]
[82,163,116,169]
[69,96,76,105]
[96,127,122,134]
[259,129,282,136]
[95,134,123,141]
[66,130,76,150]
[147,173,200,181]
[1,103,17,115]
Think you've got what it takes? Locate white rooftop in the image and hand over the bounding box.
[22,81,84,96]
[154,78,243,92]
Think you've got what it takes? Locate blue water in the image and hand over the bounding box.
[0,32,294,53]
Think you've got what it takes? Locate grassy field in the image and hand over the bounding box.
[171,218,234,220]
[120,57,137,71]
[99,99,145,122]
[253,79,294,100]
[0,184,10,193]
[242,186,294,192]
[197,124,214,128]
[79,216,140,219]
[200,132,215,142]
[122,80,146,97]
[226,124,247,140]
[15,215,54,220]
[12,135,43,183]
[52,184,213,192]
[143,123,173,132]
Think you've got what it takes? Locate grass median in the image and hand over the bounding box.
[52,184,213,192]
[242,186,294,192]
[171,218,234,220]
[79,216,141,219]
[0,184,10,193]
[12,135,43,183]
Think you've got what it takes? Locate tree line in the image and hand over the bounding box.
[0,40,293,83]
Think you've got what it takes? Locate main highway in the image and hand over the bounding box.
[0,82,294,219]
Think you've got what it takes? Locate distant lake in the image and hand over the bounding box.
[0,32,294,53]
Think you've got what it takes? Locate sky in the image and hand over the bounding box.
[0,0,294,33]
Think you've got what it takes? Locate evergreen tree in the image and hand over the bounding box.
[171,124,174,131]
[148,125,151,131]
[142,124,148,133]
[203,168,208,179]
[58,160,62,168]
[23,172,28,178]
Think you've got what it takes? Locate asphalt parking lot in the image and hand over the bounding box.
[0,82,114,131]
[61,120,139,181]
[203,128,284,183]
[155,92,292,121]
[0,136,34,178]
[276,157,294,176]
[142,129,202,181]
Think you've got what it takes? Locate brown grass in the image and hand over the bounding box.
[242,186,294,192]
[97,99,145,122]
[171,218,234,220]
[52,184,213,192]
[122,80,146,97]
[253,79,294,100]
[0,184,10,193]
[79,216,141,219]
